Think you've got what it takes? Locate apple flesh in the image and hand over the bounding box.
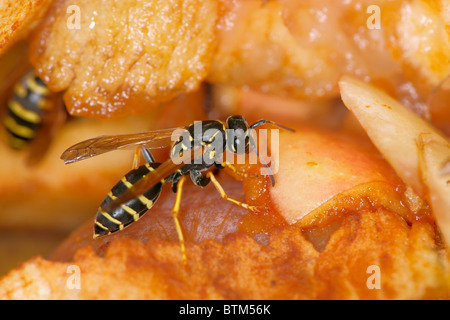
[339,75,450,244]
[267,128,405,226]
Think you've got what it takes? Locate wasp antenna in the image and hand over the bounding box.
[249,136,275,186]
[249,119,295,132]
[259,154,276,187]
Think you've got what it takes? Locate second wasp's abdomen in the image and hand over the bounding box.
[94,162,163,238]
[3,71,51,149]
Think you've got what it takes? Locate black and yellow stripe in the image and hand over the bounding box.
[94,162,163,238]
[3,71,50,149]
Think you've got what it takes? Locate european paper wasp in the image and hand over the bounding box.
[61,115,294,264]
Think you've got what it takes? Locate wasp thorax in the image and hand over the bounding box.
[171,120,227,165]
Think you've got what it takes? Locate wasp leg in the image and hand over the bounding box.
[141,147,156,163]
[132,146,157,169]
[206,171,264,212]
[132,147,142,169]
[218,162,259,179]
[171,175,187,266]
[170,170,183,193]
[190,169,211,187]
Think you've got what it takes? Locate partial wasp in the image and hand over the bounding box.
[61,115,294,264]
[2,70,66,165]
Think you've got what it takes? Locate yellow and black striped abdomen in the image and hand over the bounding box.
[94,162,164,238]
[3,71,51,149]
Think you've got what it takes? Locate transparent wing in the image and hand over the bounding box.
[101,144,204,213]
[60,127,185,164]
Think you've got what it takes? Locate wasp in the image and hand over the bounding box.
[2,70,66,165]
[61,115,294,264]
